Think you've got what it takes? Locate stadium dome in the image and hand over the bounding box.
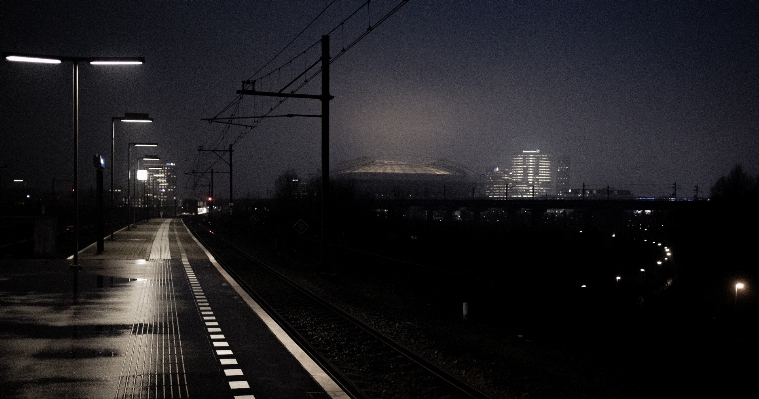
[334,158,475,199]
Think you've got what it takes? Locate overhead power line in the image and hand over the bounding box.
[203,0,411,148]
[248,0,340,81]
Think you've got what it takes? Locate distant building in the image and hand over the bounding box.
[484,167,510,199]
[510,150,554,198]
[334,158,475,199]
[154,162,177,214]
[555,156,570,196]
[135,160,177,216]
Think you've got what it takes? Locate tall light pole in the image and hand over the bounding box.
[111,113,152,240]
[5,53,144,268]
[127,144,158,228]
[735,282,745,313]
[234,35,333,270]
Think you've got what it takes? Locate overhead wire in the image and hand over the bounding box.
[247,1,403,141]
[201,0,411,194]
[229,0,409,131]
[198,1,342,182]
[246,0,340,81]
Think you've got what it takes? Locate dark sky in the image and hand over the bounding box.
[2,0,758,199]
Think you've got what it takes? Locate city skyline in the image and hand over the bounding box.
[0,147,738,201]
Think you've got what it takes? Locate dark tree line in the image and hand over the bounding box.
[710,164,759,202]
[273,169,322,200]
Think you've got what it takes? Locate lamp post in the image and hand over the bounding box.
[111,113,152,239]
[735,282,745,313]
[5,53,144,268]
[127,143,157,228]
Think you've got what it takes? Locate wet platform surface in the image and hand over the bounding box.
[0,218,346,399]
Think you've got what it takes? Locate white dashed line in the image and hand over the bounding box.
[181,219,349,399]
[229,381,250,389]
[174,222,254,398]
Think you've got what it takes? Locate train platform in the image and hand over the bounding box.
[0,218,348,399]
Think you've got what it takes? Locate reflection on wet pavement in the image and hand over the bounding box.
[0,259,175,398]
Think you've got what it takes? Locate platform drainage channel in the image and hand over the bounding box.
[115,259,189,398]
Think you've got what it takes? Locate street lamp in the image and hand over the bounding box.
[127,144,158,228]
[111,113,152,239]
[735,282,745,312]
[12,180,27,201]
[5,52,144,268]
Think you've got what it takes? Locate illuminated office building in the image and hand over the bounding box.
[136,160,177,216]
[153,162,177,216]
[484,167,510,199]
[555,157,570,196]
[510,150,553,198]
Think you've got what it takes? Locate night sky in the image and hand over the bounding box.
[2,0,757,199]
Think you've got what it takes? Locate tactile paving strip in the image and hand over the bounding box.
[114,259,189,398]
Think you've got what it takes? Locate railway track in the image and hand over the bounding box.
[186,218,492,399]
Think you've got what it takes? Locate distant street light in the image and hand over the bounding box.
[127,143,158,228]
[5,52,144,267]
[735,282,745,312]
[111,113,152,240]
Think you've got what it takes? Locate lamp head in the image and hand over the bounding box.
[122,113,153,123]
[5,53,144,65]
[5,54,61,64]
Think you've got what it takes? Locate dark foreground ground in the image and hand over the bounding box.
[268,243,755,398]
[4,206,756,398]
[207,205,758,399]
